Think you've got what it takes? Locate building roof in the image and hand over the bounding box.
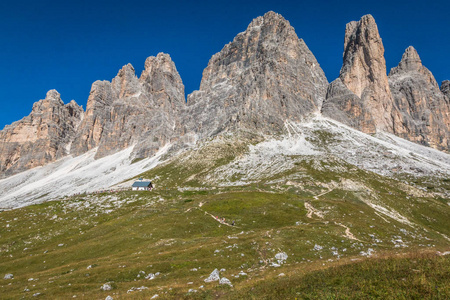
[132,181,152,187]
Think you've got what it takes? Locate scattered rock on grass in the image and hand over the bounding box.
[275,252,288,264]
[101,283,112,291]
[204,269,220,282]
[145,272,160,280]
[4,274,13,280]
[219,277,233,287]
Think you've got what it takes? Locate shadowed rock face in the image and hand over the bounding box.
[71,53,186,159]
[0,90,83,177]
[441,80,450,99]
[323,14,404,134]
[184,11,328,138]
[388,47,450,150]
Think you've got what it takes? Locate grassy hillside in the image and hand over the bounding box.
[1,134,449,299]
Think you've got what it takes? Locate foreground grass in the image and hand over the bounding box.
[221,252,450,300]
[0,188,449,299]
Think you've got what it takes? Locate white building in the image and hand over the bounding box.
[131,181,153,191]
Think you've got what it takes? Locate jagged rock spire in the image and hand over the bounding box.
[389,46,422,74]
[323,14,401,134]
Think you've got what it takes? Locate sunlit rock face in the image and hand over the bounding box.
[322,14,403,134]
[0,90,83,177]
[388,46,450,151]
[71,53,186,159]
[183,11,328,138]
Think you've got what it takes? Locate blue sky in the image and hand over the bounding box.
[0,0,449,129]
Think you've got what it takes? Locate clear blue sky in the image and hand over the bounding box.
[1,0,449,129]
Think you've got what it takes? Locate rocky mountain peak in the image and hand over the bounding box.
[0,90,84,177]
[389,46,439,88]
[45,89,62,101]
[140,53,185,108]
[71,52,185,160]
[31,89,64,113]
[111,63,140,99]
[388,47,450,151]
[323,14,400,134]
[389,46,424,76]
[141,53,180,79]
[341,14,387,99]
[185,11,328,138]
[401,46,421,64]
[246,11,290,30]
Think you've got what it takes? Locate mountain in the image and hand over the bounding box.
[0,90,83,178]
[1,114,449,298]
[322,15,449,151]
[183,11,328,138]
[71,53,185,160]
[0,11,448,180]
[322,15,401,134]
[388,46,450,150]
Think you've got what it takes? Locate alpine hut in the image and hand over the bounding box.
[131,181,153,191]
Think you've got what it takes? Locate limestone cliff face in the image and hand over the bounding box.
[441,80,450,99]
[0,90,83,177]
[70,80,114,156]
[184,11,328,138]
[388,47,450,150]
[71,53,185,159]
[322,14,403,134]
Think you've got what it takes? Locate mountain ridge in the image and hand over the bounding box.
[0,11,448,179]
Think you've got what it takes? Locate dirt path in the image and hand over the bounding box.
[185,202,237,227]
[305,202,324,219]
[202,210,235,227]
[313,188,335,200]
[305,202,361,241]
[335,222,361,241]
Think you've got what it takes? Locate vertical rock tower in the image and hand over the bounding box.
[322,15,403,134]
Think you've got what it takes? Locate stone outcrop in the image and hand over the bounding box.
[0,90,83,177]
[71,53,185,159]
[388,46,450,150]
[322,14,404,134]
[184,11,328,138]
[441,80,450,99]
